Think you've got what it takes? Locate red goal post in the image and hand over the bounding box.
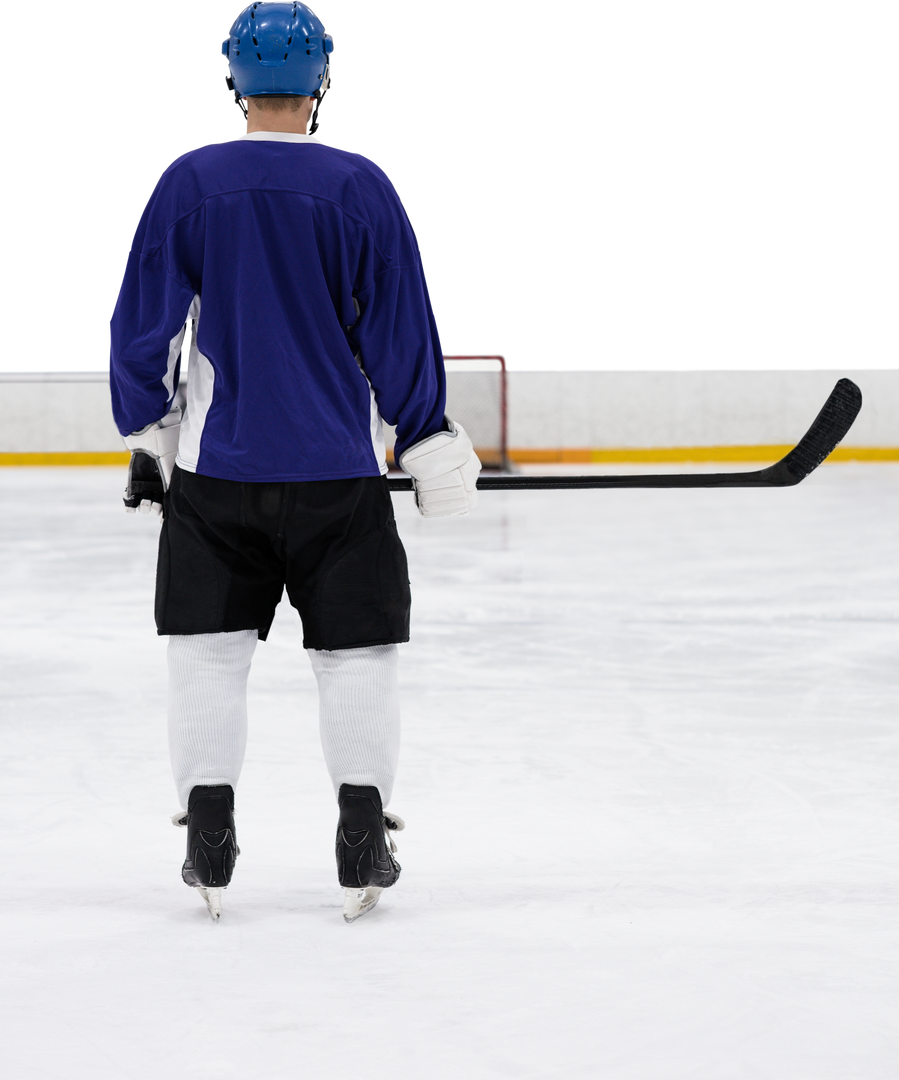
[385,355,510,471]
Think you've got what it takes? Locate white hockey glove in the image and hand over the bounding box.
[398,418,481,518]
[122,400,183,517]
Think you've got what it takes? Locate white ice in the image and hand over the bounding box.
[1,464,897,1079]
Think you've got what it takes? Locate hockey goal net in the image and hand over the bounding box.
[385,355,509,470]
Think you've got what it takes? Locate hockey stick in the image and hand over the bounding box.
[387,378,862,491]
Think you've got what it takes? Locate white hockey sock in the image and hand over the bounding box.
[168,630,257,810]
[307,644,400,807]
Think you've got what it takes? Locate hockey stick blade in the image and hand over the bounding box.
[386,378,862,491]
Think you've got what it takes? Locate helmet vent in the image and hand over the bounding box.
[256,53,262,60]
[287,36,292,44]
[252,36,258,45]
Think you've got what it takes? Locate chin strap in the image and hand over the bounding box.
[309,86,326,137]
[224,70,249,124]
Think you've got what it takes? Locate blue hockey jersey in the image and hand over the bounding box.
[110,131,447,482]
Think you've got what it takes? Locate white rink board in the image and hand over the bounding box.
[2,370,897,454]
[0,465,897,1079]
[504,370,899,450]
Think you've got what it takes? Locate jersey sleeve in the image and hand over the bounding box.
[109,163,203,437]
[345,163,448,460]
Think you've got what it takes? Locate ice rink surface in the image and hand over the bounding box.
[1,464,897,1079]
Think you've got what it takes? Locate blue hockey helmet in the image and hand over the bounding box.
[223,3,333,123]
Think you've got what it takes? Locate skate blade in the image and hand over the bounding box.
[343,886,384,923]
[196,886,223,920]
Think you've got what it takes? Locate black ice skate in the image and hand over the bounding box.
[336,784,404,922]
[172,784,238,920]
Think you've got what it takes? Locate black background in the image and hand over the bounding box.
[91,5,873,375]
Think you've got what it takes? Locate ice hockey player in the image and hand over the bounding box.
[109,2,480,922]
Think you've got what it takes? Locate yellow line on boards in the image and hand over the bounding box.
[1,448,897,468]
[507,446,899,464]
[0,453,131,466]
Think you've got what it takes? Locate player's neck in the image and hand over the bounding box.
[242,98,315,136]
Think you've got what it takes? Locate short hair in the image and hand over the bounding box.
[248,95,311,113]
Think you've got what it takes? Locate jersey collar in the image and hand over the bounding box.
[238,131,320,143]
